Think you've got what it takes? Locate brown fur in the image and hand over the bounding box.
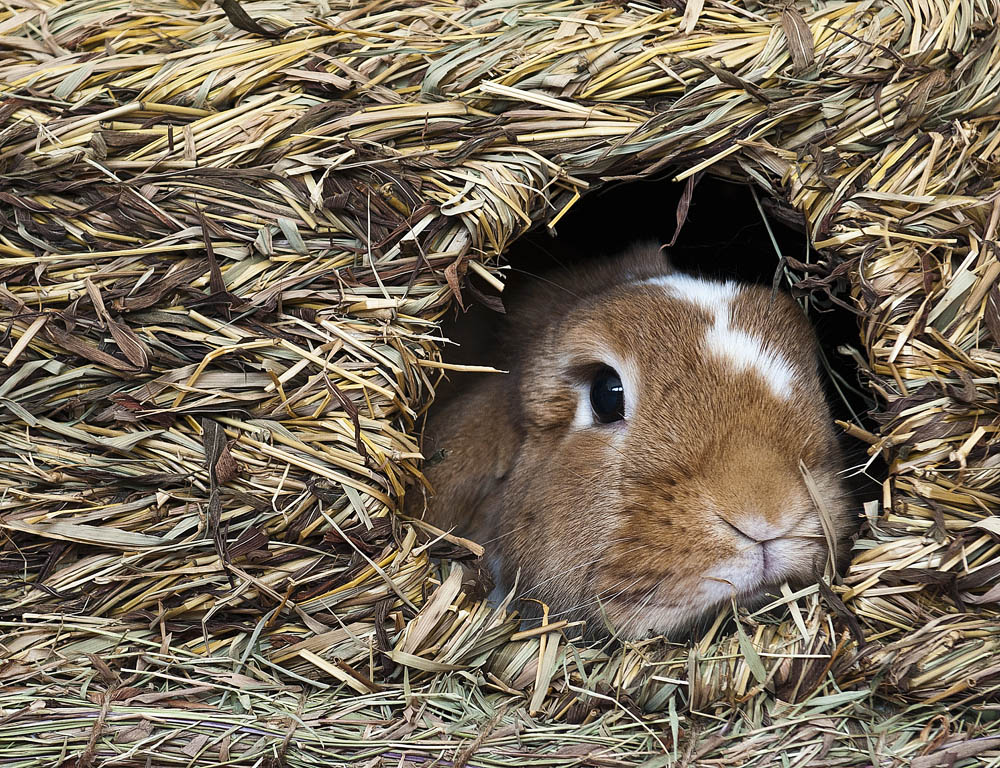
[416,244,851,639]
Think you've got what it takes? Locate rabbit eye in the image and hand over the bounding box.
[590,366,625,423]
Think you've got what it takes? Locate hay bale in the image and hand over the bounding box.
[1,0,998,765]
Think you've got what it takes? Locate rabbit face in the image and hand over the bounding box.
[420,247,851,638]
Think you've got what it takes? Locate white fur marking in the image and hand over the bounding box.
[644,274,739,312]
[643,274,796,398]
[705,323,795,398]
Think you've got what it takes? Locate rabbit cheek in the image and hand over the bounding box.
[499,430,625,617]
[592,484,717,623]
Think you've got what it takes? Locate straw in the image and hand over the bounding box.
[2,0,1000,765]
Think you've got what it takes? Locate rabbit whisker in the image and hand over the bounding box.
[519,539,632,597]
[620,587,663,635]
[547,574,642,619]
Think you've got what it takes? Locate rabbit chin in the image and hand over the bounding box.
[606,537,827,639]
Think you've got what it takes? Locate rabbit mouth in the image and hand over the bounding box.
[599,538,828,638]
[759,538,814,583]
[703,536,827,601]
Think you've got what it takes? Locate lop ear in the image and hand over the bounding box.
[416,372,521,545]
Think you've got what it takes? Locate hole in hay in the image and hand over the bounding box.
[425,175,884,641]
[508,176,875,429]
[512,175,881,467]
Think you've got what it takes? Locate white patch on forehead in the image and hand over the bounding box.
[641,274,796,399]
[644,274,740,311]
[705,323,795,398]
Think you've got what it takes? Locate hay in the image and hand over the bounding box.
[1,0,999,765]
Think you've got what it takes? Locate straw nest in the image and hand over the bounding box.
[1,0,999,765]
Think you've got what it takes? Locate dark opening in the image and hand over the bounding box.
[460,173,883,514]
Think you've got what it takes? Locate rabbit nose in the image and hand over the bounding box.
[719,512,787,542]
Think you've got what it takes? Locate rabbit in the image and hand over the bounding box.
[415,243,852,639]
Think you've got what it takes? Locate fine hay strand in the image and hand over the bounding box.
[1,0,1000,765]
